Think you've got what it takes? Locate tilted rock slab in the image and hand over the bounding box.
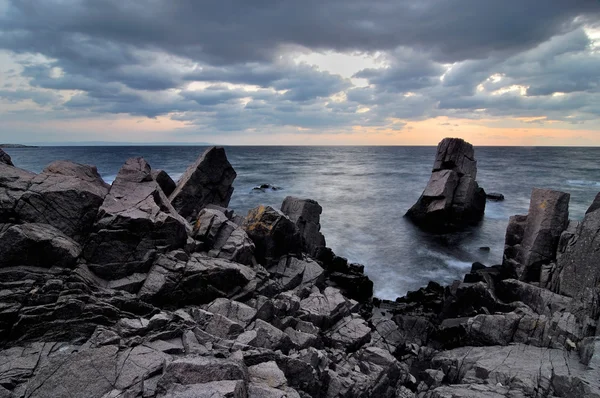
[170,146,237,221]
[406,138,486,231]
[83,157,189,280]
[281,196,326,257]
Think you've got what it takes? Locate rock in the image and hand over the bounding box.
[205,298,257,327]
[248,361,288,389]
[158,380,247,398]
[486,192,505,201]
[243,205,302,266]
[204,314,245,339]
[170,147,237,221]
[14,160,110,241]
[152,169,177,197]
[0,163,36,222]
[0,148,13,166]
[138,251,257,306]
[83,157,189,280]
[194,208,255,265]
[252,183,282,192]
[325,315,371,351]
[502,188,570,282]
[248,319,294,353]
[405,138,486,231]
[268,255,325,292]
[281,196,326,256]
[0,223,81,268]
[328,271,374,302]
[495,279,572,317]
[299,287,352,328]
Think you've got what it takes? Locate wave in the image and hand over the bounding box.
[567,180,600,187]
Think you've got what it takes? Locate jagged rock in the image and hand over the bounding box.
[159,380,247,398]
[299,287,353,328]
[152,169,177,197]
[496,279,572,317]
[281,196,326,256]
[0,163,36,222]
[486,192,505,201]
[170,147,237,221]
[138,251,257,306]
[204,314,245,339]
[194,208,255,265]
[328,271,374,302]
[325,315,371,351]
[503,188,570,282]
[268,255,325,292]
[248,361,288,389]
[205,298,257,327]
[0,148,13,166]
[0,223,81,268]
[248,319,294,353]
[243,205,302,266]
[432,344,600,397]
[83,157,189,280]
[424,384,516,398]
[25,344,171,398]
[406,138,486,231]
[14,160,110,241]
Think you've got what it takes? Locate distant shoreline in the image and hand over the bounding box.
[0,144,38,148]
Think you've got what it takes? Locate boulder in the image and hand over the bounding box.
[325,315,371,351]
[205,298,257,327]
[0,163,36,222]
[138,251,256,306]
[281,196,326,256]
[502,188,570,282]
[15,160,110,241]
[243,205,301,266]
[152,169,177,197]
[170,147,237,221]
[268,255,325,292]
[0,148,13,166]
[0,223,81,268]
[83,157,189,280]
[194,208,255,265]
[486,192,505,201]
[299,287,353,328]
[405,138,486,231]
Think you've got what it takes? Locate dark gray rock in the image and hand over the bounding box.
[170,147,237,221]
[503,188,570,282]
[243,205,301,266]
[0,163,36,222]
[281,196,326,256]
[268,255,325,293]
[0,223,81,268]
[15,160,109,241]
[138,251,257,306]
[486,192,505,201]
[325,315,371,351]
[152,169,177,197]
[0,148,13,166]
[205,298,257,327]
[83,157,189,280]
[405,138,486,231]
[299,287,354,328]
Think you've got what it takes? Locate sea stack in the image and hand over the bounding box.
[405,137,486,231]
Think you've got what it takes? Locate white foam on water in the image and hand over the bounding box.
[445,259,473,270]
[567,180,600,187]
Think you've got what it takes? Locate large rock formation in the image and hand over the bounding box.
[281,196,326,257]
[406,138,486,231]
[502,188,570,281]
[0,148,13,166]
[170,146,237,221]
[0,162,36,223]
[83,157,189,280]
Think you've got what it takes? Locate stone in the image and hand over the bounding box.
[205,298,257,327]
[486,192,505,201]
[204,314,245,339]
[158,380,247,398]
[83,157,189,280]
[152,169,177,197]
[268,255,325,292]
[0,223,81,268]
[243,205,302,266]
[0,163,36,222]
[0,148,13,166]
[406,138,485,231]
[503,188,570,282]
[138,251,256,306]
[496,279,572,317]
[280,196,326,256]
[248,319,294,353]
[325,315,371,351]
[157,356,248,392]
[170,147,237,221]
[194,208,255,265]
[299,287,352,328]
[248,361,288,389]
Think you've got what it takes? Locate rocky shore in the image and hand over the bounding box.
[0,143,599,398]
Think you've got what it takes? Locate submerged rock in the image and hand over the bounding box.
[486,192,505,201]
[170,146,237,221]
[252,183,282,192]
[405,138,486,232]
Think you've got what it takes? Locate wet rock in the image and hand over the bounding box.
[243,205,301,266]
[0,223,81,268]
[0,148,13,166]
[14,160,109,241]
[152,169,177,197]
[485,192,505,201]
[406,138,486,231]
[503,188,570,282]
[138,251,257,306]
[281,196,326,256]
[194,208,255,265]
[83,157,189,280]
[170,147,237,221]
[252,183,282,192]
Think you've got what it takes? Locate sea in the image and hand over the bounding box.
[5,146,600,300]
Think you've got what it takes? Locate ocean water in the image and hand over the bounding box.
[5,146,600,300]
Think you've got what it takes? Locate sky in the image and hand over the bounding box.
[0,1,599,146]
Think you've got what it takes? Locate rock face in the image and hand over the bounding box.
[0,148,13,166]
[503,188,570,282]
[152,169,177,197]
[406,138,486,231]
[170,146,237,221]
[281,196,326,257]
[15,161,110,241]
[83,157,189,279]
[0,162,36,222]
